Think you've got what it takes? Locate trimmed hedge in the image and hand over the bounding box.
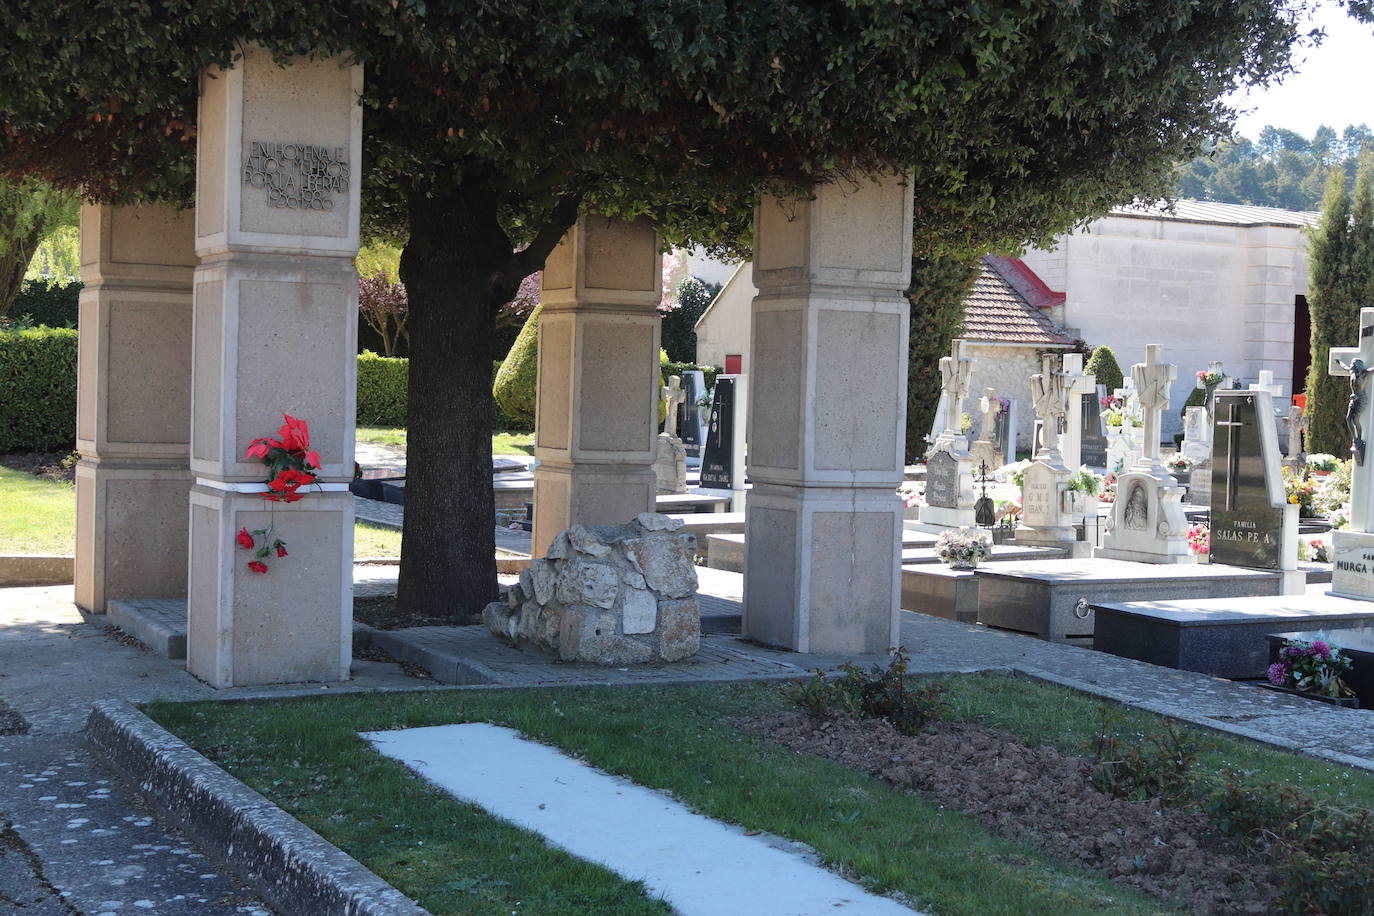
[356,350,534,431]
[0,327,78,451]
[493,303,540,428]
[10,280,82,328]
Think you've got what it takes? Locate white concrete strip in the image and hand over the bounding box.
[364,723,922,916]
[194,478,350,492]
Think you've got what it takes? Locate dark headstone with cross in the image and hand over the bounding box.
[1079,385,1109,470]
[1210,391,1283,569]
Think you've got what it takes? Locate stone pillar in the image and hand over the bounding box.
[743,174,913,654]
[531,216,663,556]
[74,204,197,613]
[186,46,362,688]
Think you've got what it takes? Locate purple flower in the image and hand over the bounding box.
[1268,663,1287,686]
[1312,640,1331,659]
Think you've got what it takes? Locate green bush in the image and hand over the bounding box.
[1179,385,1207,418]
[0,327,78,450]
[1085,345,1124,394]
[662,277,720,362]
[9,280,82,328]
[493,303,540,428]
[356,350,408,427]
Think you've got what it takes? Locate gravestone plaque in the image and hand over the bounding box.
[1020,462,1058,527]
[1211,392,1282,569]
[699,378,737,488]
[925,451,960,509]
[1080,389,1109,469]
[680,370,706,457]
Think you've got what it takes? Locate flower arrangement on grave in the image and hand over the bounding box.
[960,412,973,434]
[1196,369,1225,387]
[1186,522,1209,557]
[1098,472,1118,504]
[1297,538,1332,563]
[237,414,322,574]
[1101,394,1137,429]
[896,482,925,509]
[1282,467,1319,516]
[995,396,1011,414]
[935,526,992,569]
[1329,505,1351,531]
[1306,453,1340,474]
[1267,635,1356,699]
[996,459,1031,489]
[1065,467,1101,497]
[994,497,1021,523]
[1164,453,1195,474]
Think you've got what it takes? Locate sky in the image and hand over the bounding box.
[1229,3,1374,139]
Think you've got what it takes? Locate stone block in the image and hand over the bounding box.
[900,565,979,624]
[485,513,700,664]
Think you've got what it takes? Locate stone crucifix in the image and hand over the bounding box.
[938,338,974,440]
[1330,311,1374,486]
[969,386,1001,470]
[1281,404,1309,462]
[1132,344,1177,466]
[661,375,686,436]
[1028,353,1069,461]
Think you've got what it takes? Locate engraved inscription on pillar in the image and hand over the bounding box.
[242,141,350,210]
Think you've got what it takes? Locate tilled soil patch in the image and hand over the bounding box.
[741,711,1278,915]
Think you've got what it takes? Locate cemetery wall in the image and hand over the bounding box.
[963,342,1042,455]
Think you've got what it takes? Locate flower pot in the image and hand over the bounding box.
[1259,683,1359,708]
[945,559,978,570]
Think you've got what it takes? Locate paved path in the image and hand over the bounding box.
[0,585,418,915]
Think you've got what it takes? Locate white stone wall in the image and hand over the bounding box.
[693,262,756,370]
[960,342,1056,456]
[1026,213,1309,440]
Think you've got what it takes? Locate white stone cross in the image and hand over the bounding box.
[1248,369,1285,403]
[1028,353,1068,459]
[938,338,974,438]
[1059,353,1096,470]
[661,375,686,435]
[1329,308,1374,529]
[976,387,999,443]
[1131,344,1176,464]
[1281,404,1309,461]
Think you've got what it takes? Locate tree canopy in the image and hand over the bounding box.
[1177,124,1374,211]
[0,0,1334,615]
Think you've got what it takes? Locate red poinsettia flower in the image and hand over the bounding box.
[244,436,282,460]
[278,414,311,453]
[236,527,255,550]
[247,560,269,574]
[275,545,288,558]
[305,450,321,469]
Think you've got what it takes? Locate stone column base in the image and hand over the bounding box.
[75,459,191,613]
[186,486,352,688]
[531,463,656,557]
[742,485,901,654]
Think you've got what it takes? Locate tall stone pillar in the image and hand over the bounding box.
[743,174,913,654]
[531,216,662,556]
[74,204,196,613]
[187,47,362,688]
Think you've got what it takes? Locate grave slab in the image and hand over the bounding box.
[900,565,978,623]
[975,558,1283,641]
[366,723,924,916]
[1093,594,1374,678]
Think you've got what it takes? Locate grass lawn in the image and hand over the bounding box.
[145,673,1374,916]
[356,427,535,457]
[0,466,74,554]
[0,464,402,557]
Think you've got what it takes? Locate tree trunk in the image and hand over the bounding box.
[395,189,508,618]
[0,212,44,318]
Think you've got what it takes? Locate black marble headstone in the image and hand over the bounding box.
[925,451,960,509]
[992,403,1013,463]
[1080,388,1109,469]
[1210,391,1282,569]
[679,371,706,457]
[699,377,737,489]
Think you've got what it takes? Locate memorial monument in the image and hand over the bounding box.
[1016,355,1078,549]
[919,339,977,528]
[1329,311,1374,600]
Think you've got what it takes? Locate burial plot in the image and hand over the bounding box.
[1210,390,1300,593]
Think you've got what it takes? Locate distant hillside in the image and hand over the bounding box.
[1176,124,1372,211]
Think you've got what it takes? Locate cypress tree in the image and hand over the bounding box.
[1085,346,1125,395]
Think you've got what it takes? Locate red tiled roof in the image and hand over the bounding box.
[961,256,1074,346]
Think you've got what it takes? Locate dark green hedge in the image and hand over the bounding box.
[0,328,78,451]
[356,350,534,431]
[9,280,82,328]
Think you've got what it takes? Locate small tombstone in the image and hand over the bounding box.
[700,376,746,496]
[679,370,708,459]
[920,340,978,527]
[654,376,688,493]
[1181,405,1213,465]
[1281,404,1309,469]
[1210,391,1298,587]
[1018,355,1077,548]
[1079,385,1109,470]
[924,451,960,510]
[1059,353,1096,470]
[969,387,1002,471]
[1096,345,1192,563]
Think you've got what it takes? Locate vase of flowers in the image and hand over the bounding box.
[897,482,924,520]
[1265,635,1358,707]
[1305,453,1339,477]
[1186,521,1209,562]
[1196,368,1225,418]
[1066,467,1100,518]
[935,526,992,570]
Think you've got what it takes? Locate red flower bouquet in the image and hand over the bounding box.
[240,414,322,573]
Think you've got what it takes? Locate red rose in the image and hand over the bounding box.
[236,527,254,550]
[275,545,288,558]
[247,560,269,574]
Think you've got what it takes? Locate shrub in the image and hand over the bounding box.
[1086,706,1207,803]
[356,350,408,427]
[661,276,720,362]
[783,648,950,735]
[0,327,78,450]
[1179,384,1207,418]
[9,279,81,328]
[1085,345,1124,394]
[493,303,540,428]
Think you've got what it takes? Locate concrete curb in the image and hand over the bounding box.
[0,554,74,586]
[85,700,431,915]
